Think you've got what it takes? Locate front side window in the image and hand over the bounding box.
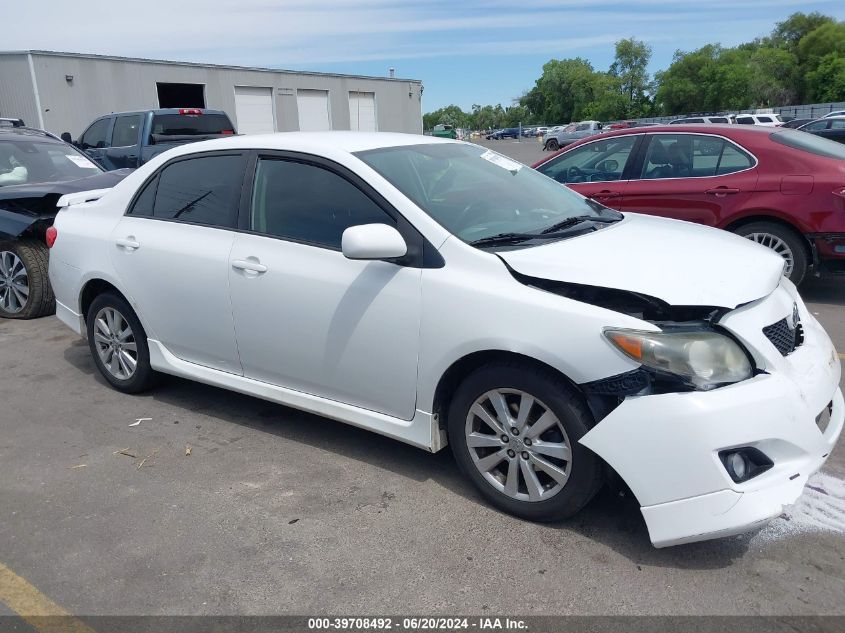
[80,118,110,149]
[756,116,773,123]
[111,115,142,147]
[356,143,616,244]
[250,158,393,249]
[640,134,753,179]
[802,120,829,131]
[735,117,754,125]
[536,136,638,184]
[130,154,243,228]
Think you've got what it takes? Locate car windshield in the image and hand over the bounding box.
[0,138,101,187]
[356,143,613,245]
[770,129,845,160]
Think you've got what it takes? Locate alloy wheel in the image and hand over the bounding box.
[465,389,573,502]
[0,250,29,314]
[744,232,794,278]
[93,307,138,380]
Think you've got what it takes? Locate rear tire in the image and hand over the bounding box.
[86,292,157,393]
[447,361,603,522]
[733,221,808,285]
[545,139,560,151]
[0,239,55,319]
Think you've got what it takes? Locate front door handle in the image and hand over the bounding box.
[705,187,740,196]
[231,259,268,274]
[115,237,140,251]
[590,190,622,199]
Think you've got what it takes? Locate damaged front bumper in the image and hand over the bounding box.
[580,281,843,547]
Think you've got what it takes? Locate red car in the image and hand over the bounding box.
[532,124,845,284]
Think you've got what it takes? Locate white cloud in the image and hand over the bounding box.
[2,0,842,68]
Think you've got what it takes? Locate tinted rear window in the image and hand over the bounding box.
[770,130,845,160]
[151,113,234,136]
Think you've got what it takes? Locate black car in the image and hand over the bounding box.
[798,117,845,145]
[0,126,129,319]
[780,118,815,129]
[493,127,521,139]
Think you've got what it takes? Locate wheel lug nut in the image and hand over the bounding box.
[524,438,532,446]
[506,449,516,458]
[521,451,530,460]
[510,427,519,435]
[501,435,509,443]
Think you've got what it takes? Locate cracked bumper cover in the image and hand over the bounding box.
[580,286,843,547]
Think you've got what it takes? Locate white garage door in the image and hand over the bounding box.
[297,89,331,131]
[234,86,275,135]
[349,91,377,132]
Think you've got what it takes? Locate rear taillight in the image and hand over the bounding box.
[45,226,57,249]
[221,130,234,135]
[179,108,203,115]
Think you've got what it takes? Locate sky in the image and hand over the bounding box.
[4,1,845,113]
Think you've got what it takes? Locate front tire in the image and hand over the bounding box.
[733,221,808,285]
[545,139,559,151]
[86,292,157,393]
[447,361,603,522]
[0,239,55,319]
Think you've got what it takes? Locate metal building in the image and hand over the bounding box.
[0,50,423,137]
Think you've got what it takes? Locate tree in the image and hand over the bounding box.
[805,53,845,102]
[770,12,835,53]
[609,38,653,117]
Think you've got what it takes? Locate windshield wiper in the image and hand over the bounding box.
[540,214,619,235]
[469,232,571,247]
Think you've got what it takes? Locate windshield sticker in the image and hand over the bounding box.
[480,150,522,174]
[66,155,98,169]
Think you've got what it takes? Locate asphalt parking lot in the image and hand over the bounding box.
[0,137,844,619]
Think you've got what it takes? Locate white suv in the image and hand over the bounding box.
[733,114,782,126]
[48,132,842,548]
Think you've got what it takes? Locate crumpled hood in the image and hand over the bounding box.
[498,213,784,308]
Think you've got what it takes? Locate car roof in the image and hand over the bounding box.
[156,131,457,158]
[0,126,62,142]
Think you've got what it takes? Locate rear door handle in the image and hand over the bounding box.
[231,259,268,274]
[705,187,740,196]
[115,237,140,251]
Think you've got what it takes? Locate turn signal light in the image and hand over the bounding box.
[45,226,58,249]
[606,332,643,359]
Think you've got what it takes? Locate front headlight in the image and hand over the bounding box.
[603,328,753,389]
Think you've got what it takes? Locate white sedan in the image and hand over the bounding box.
[48,132,842,547]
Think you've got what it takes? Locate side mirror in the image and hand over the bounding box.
[60,132,73,143]
[342,224,407,261]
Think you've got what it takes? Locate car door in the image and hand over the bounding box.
[77,117,112,168]
[227,153,422,420]
[617,133,759,227]
[109,151,247,375]
[534,134,642,207]
[103,114,143,170]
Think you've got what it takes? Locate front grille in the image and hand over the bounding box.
[762,317,803,356]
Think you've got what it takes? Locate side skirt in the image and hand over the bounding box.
[147,339,439,452]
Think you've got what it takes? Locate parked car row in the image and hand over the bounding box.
[533,123,845,285]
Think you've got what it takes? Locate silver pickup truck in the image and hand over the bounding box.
[542,120,604,151]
